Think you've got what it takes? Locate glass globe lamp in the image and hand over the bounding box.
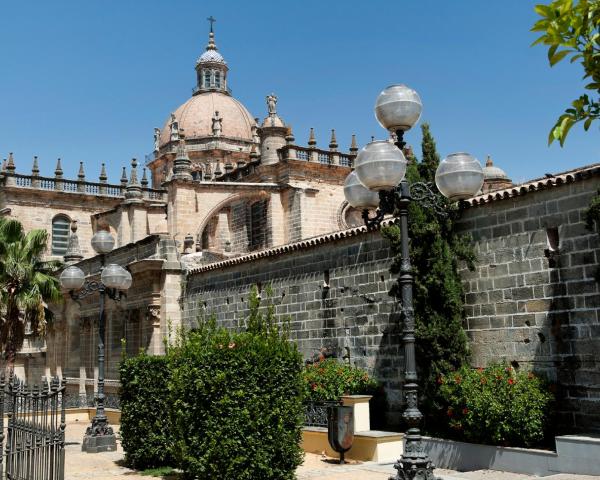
[91,230,115,254]
[101,264,130,290]
[344,171,380,209]
[355,140,407,191]
[374,84,423,132]
[435,152,484,201]
[122,270,133,290]
[59,265,86,290]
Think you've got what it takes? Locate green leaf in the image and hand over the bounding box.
[549,49,572,65]
[584,116,594,130]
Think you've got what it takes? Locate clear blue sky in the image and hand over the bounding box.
[0,0,597,184]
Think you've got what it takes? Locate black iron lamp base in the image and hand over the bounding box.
[390,459,441,480]
[82,418,117,453]
[82,432,117,453]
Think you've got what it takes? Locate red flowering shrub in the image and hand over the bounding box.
[437,363,553,447]
[302,358,378,403]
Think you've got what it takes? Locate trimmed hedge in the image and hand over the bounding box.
[168,321,305,480]
[119,354,174,469]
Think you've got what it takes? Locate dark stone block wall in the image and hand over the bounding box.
[184,173,600,433]
[183,232,405,426]
[456,175,600,433]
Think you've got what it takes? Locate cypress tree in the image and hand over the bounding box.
[380,123,475,433]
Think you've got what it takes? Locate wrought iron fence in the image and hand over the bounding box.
[304,400,342,427]
[2,375,66,480]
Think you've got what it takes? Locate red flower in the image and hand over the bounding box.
[477,367,484,373]
[447,408,453,417]
[436,376,444,385]
[462,408,469,415]
[311,383,317,391]
[508,378,515,385]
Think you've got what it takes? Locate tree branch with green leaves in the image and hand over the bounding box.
[532,0,600,145]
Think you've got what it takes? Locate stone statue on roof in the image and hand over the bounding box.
[266,93,277,115]
[153,128,161,152]
[170,113,179,142]
[212,111,223,137]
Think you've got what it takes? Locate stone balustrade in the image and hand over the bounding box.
[279,145,354,167]
[1,172,167,201]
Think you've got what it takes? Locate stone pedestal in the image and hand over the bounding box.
[82,433,117,453]
[341,395,372,433]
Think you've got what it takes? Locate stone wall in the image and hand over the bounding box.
[457,174,600,432]
[183,230,404,426]
[183,170,600,433]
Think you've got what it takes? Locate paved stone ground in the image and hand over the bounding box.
[64,422,600,480]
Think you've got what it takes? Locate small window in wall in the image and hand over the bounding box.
[51,215,71,256]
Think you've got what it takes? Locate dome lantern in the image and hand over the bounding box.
[194,17,229,95]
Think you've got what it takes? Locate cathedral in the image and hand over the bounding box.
[0,25,511,398]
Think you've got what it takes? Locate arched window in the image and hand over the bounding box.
[214,71,221,88]
[203,70,211,88]
[51,215,71,256]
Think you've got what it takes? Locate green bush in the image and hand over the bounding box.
[437,363,553,447]
[302,358,378,403]
[168,288,305,480]
[119,353,174,469]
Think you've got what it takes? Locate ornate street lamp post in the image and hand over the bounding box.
[344,84,484,480]
[59,229,132,453]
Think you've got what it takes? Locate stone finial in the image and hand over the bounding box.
[77,162,85,181]
[486,155,493,167]
[99,163,108,183]
[77,162,86,192]
[64,220,84,265]
[249,144,259,160]
[308,128,317,147]
[370,136,375,142]
[141,167,149,188]
[172,136,192,181]
[31,156,40,176]
[1,158,6,172]
[214,161,223,176]
[31,156,40,188]
[125,158,143,202]
[54,158,63,178]
[54,159,64,191]
[285,125,295,145]
[6,152,15,172]
[120,167,128,187]
[329,129,338,151]
[350,134,358,154]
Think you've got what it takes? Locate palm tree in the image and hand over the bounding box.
[0,217,63,371]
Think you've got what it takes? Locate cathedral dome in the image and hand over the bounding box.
[197,49,226,64]
[483,155,509,180]
[160,92,256,147]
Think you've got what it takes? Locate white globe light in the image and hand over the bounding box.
[435,152,484,201]
[343,171,380,209]
[354,140,407,191]
[101,264,129,290]
[122,270,133,290]
[91,230,115,254]
[374,84,423,132]
[59,265,85,290]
